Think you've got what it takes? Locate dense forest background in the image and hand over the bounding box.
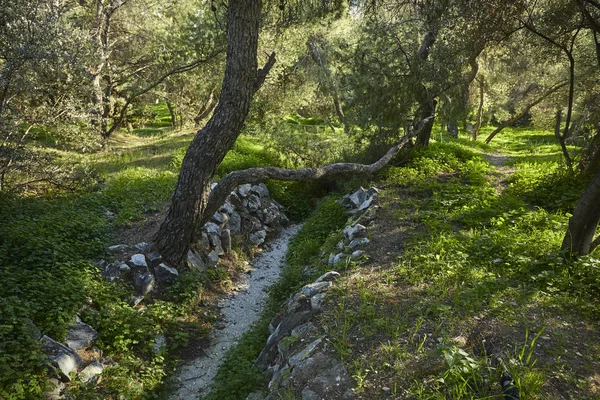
[1,0,599,399]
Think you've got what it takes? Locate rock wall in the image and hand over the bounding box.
[246,187,379,400]
[41,182,289,399]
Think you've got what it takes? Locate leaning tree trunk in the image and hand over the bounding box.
[562,169,600,256]
[415,97,437,147]
[472,75,485,141]
[153,0,272,265]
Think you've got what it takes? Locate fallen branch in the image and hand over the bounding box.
[202,117,431,228]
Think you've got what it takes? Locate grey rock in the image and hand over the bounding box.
[301,281,333,297]
[244,194,262,212]
[208,232,223,251]
[79,361,103,383]
[246,393,266,400]
[119,263,131,273]
[212,212,226,226]
[107,244,129,254]
[204,222,222,235]
[133,272,155,296]
[152,334,167,354]
[343,224,367,241]
[249,230,267,246]
[45,378,64,400]
[211,182,218,190]
[40,335,83,382]
[349,187,368,208]
[251,183,270,198]
[207,249,221,267]
[237,183,252,198]
[135,242,150,252]
[351,250,365,259]
[289,352,352,398]
[129,254,148,272]
[256,311,313,369]
[194,232,211,254]
[101,262,123,281]
[357,196,374,211]
[146,252,163,267]
[187,250,206,271]
[366,187,380,197]
[286,292,310,314]
[280,213,290,226]
[229,211,242,235]
[262,205,280,225]
[268,364,290,391]
[328,253,336,266]
[155,263,179,284]
[220,200,235,215]
[65,316,98,350]
[349,237,370,249]
[131,295,144,307]
[310,293,326,311]
[302,387,319,400]
[291,322,317,337]
[336,240,345,251]
[221,229,232,254]
[332,253,345,265]
[289,338,322,366]
[315,271,341,282]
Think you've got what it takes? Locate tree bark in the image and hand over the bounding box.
[484,81,567,144]
[166,101,176,128]
[193,90,217,125]
[472,75,485,140]
[153,0,274,266]
[562,169,600,256]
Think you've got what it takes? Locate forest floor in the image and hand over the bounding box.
[306,130,600,399]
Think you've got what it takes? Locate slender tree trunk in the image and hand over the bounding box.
[562,169,600,256]
[153,0,272,265]
[306,37,345,122]
[166,101,176,128]
[193,90,217,125]
[472,75,485,141]
[415,98,437,147]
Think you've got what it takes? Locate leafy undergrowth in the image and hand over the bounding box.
[315,129,600,399]
[203,198,348,400]
[0,125,325,399]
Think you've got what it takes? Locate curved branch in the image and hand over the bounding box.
[203,117,432,223]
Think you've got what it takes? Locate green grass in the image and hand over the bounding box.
[0,118,326,398]
[318,127,599,399]
[203,198,348,400]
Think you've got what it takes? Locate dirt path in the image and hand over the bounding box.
[484,151,515,193]
[168,225,301,399]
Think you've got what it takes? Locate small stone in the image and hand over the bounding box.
[187,250,206,271]
[229,211,242,235]
[65,316,98,351]
[107,244,129,254]
[333,253,345,265]
[152,334,167,354]
[349,237,370,249]
[80,361,103,383]
[343,224,367,240]
[119,263,131,273]
[315,271,341,282]
[336,241,345,251]
[155,263,179,284]
[45,378,64,400]
[129,254,148,272]
[207,249,221,267]
[131,295,144,307]
[349,187,368,208]
[310,293,326,310]
[135,242,150,252]
[204,222,222,235]
[249,230,267,246]
[237,183,252,198]
[221,229,232,253]
[244,194,262,212]
[40,336,83,383]
[291,322,317,337]
[134,272,155,296]
[194,232,211,253]
[351,250,365,259]
[301,281,332,297]
[146,251,162,267]
[358,196,374,211]
[212,212,226,225]
[328,253,336,266]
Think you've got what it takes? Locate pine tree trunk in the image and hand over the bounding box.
[562,169,600,256]
[153,0,265,265]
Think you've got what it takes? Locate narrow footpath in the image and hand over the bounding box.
[169,225,300,399]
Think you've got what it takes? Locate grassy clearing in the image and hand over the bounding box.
[0,110,325,399]
[315,127,600,399]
